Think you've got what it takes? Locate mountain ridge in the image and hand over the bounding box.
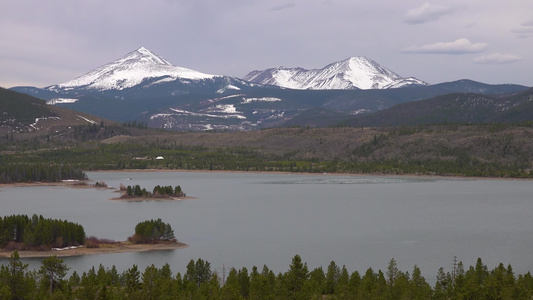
[342,87,533,127]
[243,56,428,90]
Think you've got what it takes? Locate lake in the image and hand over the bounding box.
[1,171,532,283]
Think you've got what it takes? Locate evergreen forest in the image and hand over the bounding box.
[122,185,185,198]
[130,219,176,244]
[1,253,533,299]
[0,214,85,250]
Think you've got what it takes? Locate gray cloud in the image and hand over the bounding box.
[404,2,457,24]
[271,3,296,11]
[513,22,533,38]
[1,1,532,88]
[402,38,487,54]
[473,53,522,64]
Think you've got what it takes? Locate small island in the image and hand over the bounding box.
[111,184,192,201]
[0,215,186,258]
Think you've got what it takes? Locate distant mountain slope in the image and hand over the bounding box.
[0,87,57,128]
[430,79,528,94]
[0,87,111,134]
[243,56,428,90]
[344,88,533,127]
[276,107,351,128]
[10,80,530,131]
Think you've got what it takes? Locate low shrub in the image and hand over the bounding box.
[5,241,24,251]
[85,236,117,248]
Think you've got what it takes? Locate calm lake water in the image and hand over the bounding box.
[1,171,532,282]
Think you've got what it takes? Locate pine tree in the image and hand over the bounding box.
[1,251,30,299]
[285,255,309,300]
[39,255,69,295]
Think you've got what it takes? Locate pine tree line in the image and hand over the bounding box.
[123,185,184,198]
[0,163,87,183]
[0,214,85,249]
[2,254,533,299]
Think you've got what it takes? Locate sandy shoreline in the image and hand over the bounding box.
[0,241,188,258]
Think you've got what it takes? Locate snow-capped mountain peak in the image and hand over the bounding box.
[47,47,216,91]
[120,47,173,66]
[243,56,428,90]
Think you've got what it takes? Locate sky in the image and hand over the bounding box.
[1,0,532,88]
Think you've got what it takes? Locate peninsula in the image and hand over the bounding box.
[0,216,185,258]
[0,241,188,258]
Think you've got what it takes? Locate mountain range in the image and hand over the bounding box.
[243,56,427,90]
[9,47,531,131]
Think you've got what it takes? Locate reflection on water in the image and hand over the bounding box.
[0,171,532,283]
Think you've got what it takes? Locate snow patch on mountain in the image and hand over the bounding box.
[205,94,244,104]
[77,115,97,124]
[30,117,61,130]
[243,57,428,90]
[47,98,79,104]
[352,109,371,115]
[205,104,241,114]
[160,108,246,119]
[48,47,217,91]
[267,112,285,119]
[216,85,241,93]
[242,97,281,103]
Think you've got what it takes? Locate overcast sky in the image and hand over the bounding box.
[1,0,532,88]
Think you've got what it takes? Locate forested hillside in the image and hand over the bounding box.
[0,87,57,129]
[344,88,533,127]
[1,125,532,178]
[2,86,533,179]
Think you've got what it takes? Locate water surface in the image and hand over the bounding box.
[1,171,531,282]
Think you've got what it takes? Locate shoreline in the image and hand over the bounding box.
[0,169,530,190]
[0,241,188,258]
[109,196,197,201]
[0,181,114,189]
[87,168,532,181]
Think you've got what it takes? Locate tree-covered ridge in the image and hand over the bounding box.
[2,124,533,179]
[344,88,533,127]
[1,254,533,299]
[130,219,175,244]
[0,214,85,250]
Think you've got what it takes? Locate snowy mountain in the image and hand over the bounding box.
[242,56,428,90]
[46,47,217,92]
[10,48,529,132]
